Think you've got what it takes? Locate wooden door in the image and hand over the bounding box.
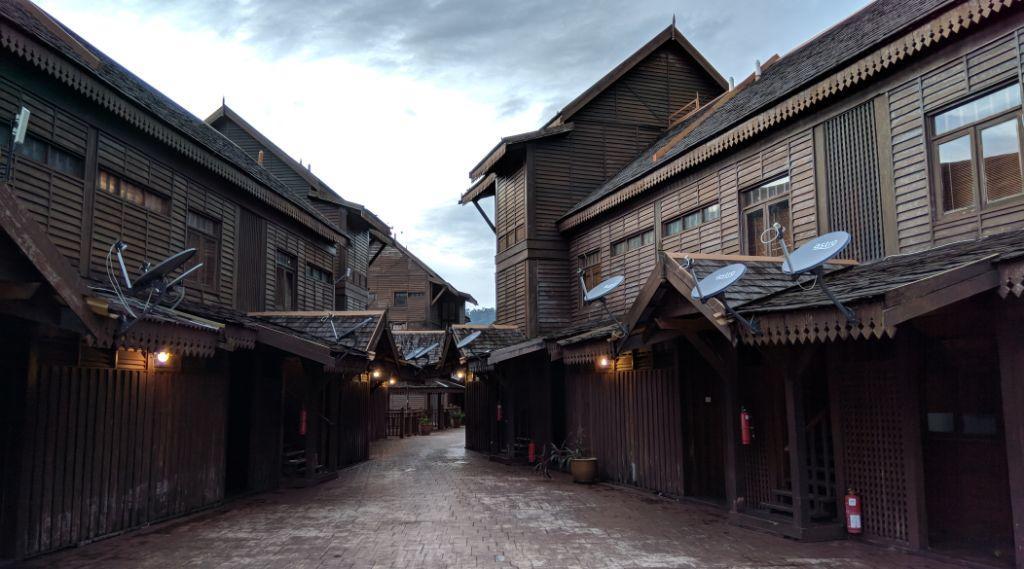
[683,365,725,501]
[923,338,1013,564]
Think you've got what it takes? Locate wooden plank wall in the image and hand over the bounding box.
[465,378,497,453]
[567,132,814,326]
[495,163,526,254]
[15,364,227,558]
[235,208,268,312]
[209,117,309,200]
[368,386,388,441]
[264,222,334,311]
[564,365,685,496]
[336,379,371,468]
[0,77,87,269]
[367,246,430,327]
[345,228,371,311]
[889,31,1024,253]
[495,261,527,329]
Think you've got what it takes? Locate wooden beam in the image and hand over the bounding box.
[0,182,110,343]
[884,259,999,326]
[665,251,858,266]
[472,199,496,234]
[664,259,733,340]
[367,241,387,267]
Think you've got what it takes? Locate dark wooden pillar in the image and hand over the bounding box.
[997,305,1024,569]
[721,348,742,513]
[784,354,810,530]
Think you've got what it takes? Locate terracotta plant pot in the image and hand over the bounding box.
[570,457,598,484]
[419,423,432,436]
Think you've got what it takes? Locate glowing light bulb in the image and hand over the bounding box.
[456,370,465,379]
[156,351,170,364]
[372,369,381,379]
[597,356,610,368]
[388,377,397,386]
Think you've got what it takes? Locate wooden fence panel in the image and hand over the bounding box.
[16,365,227,558]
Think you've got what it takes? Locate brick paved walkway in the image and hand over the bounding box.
[20,430,964,568]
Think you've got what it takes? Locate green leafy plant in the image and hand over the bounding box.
[534,426,589,478]
[418,417,432,425]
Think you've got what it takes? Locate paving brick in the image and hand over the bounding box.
[18,430,964,569]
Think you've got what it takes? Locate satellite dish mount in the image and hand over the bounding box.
[1,107,31,183]
[771,223,859,324]
[682,257,760,335]
[579,270,628,336]
[106,240,203,335]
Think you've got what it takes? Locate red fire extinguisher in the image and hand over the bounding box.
[299,407,308,436]
[740,407,752,445]
[496,404,503,422]
[528,441,536,463]
[845,489,862,534]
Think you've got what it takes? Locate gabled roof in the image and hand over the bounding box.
[247,310,398,364]
[386,240,478,305]
[205,104,392,237]
[546,24,727,128]
[0,0,342,241]
[467,24,724,181]
[561,0,964,228]
[444,324,526,361]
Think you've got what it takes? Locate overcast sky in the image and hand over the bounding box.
[38,0,868,308]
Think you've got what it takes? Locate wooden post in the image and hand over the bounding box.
[996,306,1024,569]
[784,356,810,531]
[721,348,742,513]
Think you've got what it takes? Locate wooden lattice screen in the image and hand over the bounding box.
[823,101,885,262]
[833,342,911,544]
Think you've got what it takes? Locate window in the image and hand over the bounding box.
[498,224,525,251]
[0,127,84,178]
[275,250,297,310]
[408,291,425,298]
[663,203,720,237]
[932,83,1024,214]
[307,263,332,284]
[394,291,408,307]
[186,211,221,291]
[611,229,654,256]
[98,170,170,215]
[742,176,790,256]
[578,249,601,290]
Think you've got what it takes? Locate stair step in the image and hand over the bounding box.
[760,501,794,514]
[772,489,793,498]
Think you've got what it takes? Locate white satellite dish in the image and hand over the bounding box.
[584,275,625,303]
[456,330,481,349]
[684,259,759,334]
[773,225,858,323]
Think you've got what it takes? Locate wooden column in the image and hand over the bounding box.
[996,305,1024,569]
[784,355,810,530]
[721,347,742,513]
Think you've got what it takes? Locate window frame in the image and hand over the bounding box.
[274,249,298,311]
[929,85,1024,218]
[394,291,408,307]
[1,126,85,179]
[577,249,602,291]
[185,210,221,293]
[98,169,171,216]
[663,202,721,237]
[306,263,332,285]
[610,228,655,257]
[740,175,791,256]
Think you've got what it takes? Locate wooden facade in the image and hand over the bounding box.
[0,0,423,561]
[463,2,1024,566]
[367,242,475,330]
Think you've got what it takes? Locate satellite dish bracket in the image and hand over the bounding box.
[774,224,860,325]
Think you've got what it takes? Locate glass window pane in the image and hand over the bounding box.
[962,414,998,436]
[628,235,641,249]
[17,136,46,163]
[664,218,682,236]
[683,211,701,230]
[145,192,170,215]
[742,176,790,207]
[642,230,654,245]
[938,135,975,212]
[927,412,955,433]
[703,203,720,222]
[981,119,1023,202]
[935,84,1021,135]
[123,182,144,206]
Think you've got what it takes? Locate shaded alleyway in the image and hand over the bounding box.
[20,430,962,568]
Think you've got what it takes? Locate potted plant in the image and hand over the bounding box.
[418,416,433,435]
[534,427,598,484]
[450,410,464,428]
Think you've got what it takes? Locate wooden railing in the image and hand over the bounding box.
[385,408,463,438]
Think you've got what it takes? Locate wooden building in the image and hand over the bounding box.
[0,0,395,561]
[368,240,476,330]
[205,104,393,312]
[463,1,1024,566]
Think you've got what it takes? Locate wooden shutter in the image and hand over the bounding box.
[823,102,885,262]
[234,209,267,311]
